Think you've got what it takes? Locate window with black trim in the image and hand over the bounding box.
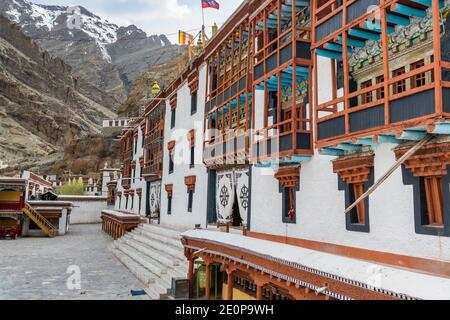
[282,186,296,224]
[187,190,194,212]
[348,183,366,225]
[167,195,172,215]
[190,146,195,168]
[169,154,174,174]
[420,176,444,227]
[191,91,198,115]
[171,108,176,128]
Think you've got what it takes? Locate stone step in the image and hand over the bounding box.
[115,240,174,289]
[134,227,184,251]
[121,236,178,268]
[111,248,155,287]
[145,281,170,300]
[126,232,185,264]
[140,223,182,240]
[116,242,167,276]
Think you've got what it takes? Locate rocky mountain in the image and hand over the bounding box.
[0,0,180,102]
[0,15,117,172]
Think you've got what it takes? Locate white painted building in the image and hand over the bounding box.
[159,65,209,230]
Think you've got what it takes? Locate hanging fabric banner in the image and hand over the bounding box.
[149,182,160,215]
[234,168,249,225]
[216,170,235,223]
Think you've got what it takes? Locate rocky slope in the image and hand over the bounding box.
[1,0,180,102]
[0,15,117,172]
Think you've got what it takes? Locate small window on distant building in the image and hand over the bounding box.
[187,190,194,212]
[191,91,198,115]
[190,146,195,168]
[167,195,172,215]
[411,59,426,89]
[171,108,176,129]
[169,154,174,174]
[392,67,406,94]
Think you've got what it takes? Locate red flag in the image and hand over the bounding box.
[202,0,220,10]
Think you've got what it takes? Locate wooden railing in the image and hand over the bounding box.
[0,202,22,211]
[101,210,141,240]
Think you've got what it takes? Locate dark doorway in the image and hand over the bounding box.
[231,190,242,227]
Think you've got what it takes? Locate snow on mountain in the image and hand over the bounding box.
[2,0,170,63]
[0,0,179,103]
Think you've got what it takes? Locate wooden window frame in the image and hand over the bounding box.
[410,59,426,89]
[392,67,406,94]
[360,79,373,105]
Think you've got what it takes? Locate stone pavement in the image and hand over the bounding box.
[0,224,150,300]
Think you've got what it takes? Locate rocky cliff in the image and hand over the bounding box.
[0,16,117,172]
[1,0,180,102]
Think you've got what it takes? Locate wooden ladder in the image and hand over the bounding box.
[22,203,58,238]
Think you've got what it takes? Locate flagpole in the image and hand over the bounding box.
[201,2,206,46]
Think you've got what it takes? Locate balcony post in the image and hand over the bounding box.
[432,0,443,113]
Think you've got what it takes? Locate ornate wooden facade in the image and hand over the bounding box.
[312,0,450,152]
[142,101,165,180]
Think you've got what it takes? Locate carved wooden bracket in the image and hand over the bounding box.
[168,140,176,152]
[333,155,374,185]
[275,167,300,188]
[188,129,195,147]
[184,175,197,192]
[394,142,450,177]
[188,70,199,93]
[169,94,177,110]
[165,184,173,197]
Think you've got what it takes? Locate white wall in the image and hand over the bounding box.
[250,143,450,262]
[160,63,209,230]
[60,196,109,224]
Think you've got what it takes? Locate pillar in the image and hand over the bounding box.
[256,284,263,300]
[226,270,233,300]
[205,262,211,300]
[188,258,195,298]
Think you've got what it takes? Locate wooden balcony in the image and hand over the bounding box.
[204,132,249,168]
[142,164,162,179]
[312,0,450,152]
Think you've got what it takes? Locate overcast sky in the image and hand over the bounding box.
[34,0,243,42]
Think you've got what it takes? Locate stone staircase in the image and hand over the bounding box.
[110,224,188,300]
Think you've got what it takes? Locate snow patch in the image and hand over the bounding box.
[5,8,21,23]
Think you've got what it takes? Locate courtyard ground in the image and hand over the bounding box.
[0,224,149,300]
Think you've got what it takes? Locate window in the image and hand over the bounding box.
[169,154,174,174]
[421,176,444,227]
[191,91,198,115]
[171,108,176,129]
[125,196,128,209]
[282,187,296,224]
[131,195,134,210]
[392,67,406,94]
[187,190,194,212]
[376,75,385,100]
[360,80,373,104]
[190,146,195,168]
[134,137,138,154]
[349,184,366,225]
[167,195,172,215]
[410,59,426,89]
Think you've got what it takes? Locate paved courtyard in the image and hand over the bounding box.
[0,224,149,300]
